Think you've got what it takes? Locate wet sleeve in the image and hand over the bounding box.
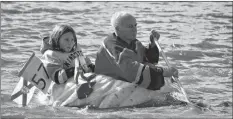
[144,44,160,64]
[42,52,69,84]
[65,67,75,79]
[137,64,164,90]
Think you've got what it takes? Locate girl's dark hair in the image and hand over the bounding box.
[49,24,77,52]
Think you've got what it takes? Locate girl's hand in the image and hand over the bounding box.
[85,57,92,65]
[85,57,94,73]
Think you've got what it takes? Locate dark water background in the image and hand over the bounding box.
[1,2,232,118]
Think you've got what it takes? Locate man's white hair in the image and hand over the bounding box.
[111,11,133,28]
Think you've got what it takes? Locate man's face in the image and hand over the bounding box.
[117,15,137,43]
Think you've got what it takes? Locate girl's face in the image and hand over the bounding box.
[59,32,75,52]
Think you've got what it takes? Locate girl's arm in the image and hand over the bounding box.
[85,57,95,72]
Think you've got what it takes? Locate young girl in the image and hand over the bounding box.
[40,24,95,84]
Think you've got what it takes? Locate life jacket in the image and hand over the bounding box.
[40,36,92,84]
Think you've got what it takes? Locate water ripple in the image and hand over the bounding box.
[166,50,204,61]
[2,9,22,14]
[190,41,232,49]
[216,101,232,107]
[0,57,17,67]
[91,31,108,37]
[206,13,232,19]
[27,8,63,13]
[1,47,19,53]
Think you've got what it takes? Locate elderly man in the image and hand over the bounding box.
[94,11,178,90]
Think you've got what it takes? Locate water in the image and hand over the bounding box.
[1,1,232,118]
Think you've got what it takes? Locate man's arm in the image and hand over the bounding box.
[117,48,165,90]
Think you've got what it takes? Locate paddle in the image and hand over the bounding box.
[151,30,208,112]
[151,30,190,102]
[74,58,96,99]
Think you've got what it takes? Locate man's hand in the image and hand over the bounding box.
[119,47,143,63]
[150,30,160,47]
[135,41,145,63]
[162,67,179,78]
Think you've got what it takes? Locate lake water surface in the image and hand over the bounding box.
[1,1,232,118]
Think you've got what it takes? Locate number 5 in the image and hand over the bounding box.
[31,74,46,90]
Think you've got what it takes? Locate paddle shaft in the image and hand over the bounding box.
[153,36,205,111]
[154,38,190,102]
[74,58,80,84]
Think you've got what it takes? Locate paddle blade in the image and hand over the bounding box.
[172,76,190,103]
